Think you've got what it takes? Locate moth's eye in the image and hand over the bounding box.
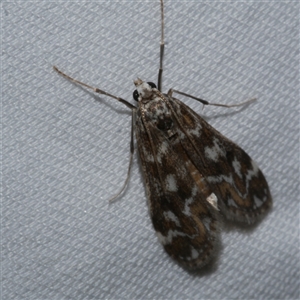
[133,90,139,101]
[147,82,156,89]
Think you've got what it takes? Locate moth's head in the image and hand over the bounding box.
[133,78,157,101]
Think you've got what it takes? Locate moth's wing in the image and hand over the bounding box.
[169,97,272,224]
[136,109,219,270]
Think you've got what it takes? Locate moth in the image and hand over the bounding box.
[53,0,272,269]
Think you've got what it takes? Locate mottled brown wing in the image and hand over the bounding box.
[169,96,272,224]
[135,107,219,269]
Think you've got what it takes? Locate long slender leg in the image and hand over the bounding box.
[168,88,256,108]
[53,66,135,110]
[53,65,136,201]
[109,109,136,202]
[157,0,165,92]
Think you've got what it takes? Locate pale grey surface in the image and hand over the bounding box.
[2,1,299,299]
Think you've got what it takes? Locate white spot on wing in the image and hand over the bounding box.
[145,152,154,162]
[254,196,264,208]
[156,230,187,245]
[164,211,181,227]
[207,174,233,185]
[191,247,199,259]
[160,140,169,154]
[204,138,226,162]
[185,247,200,261]
[183,197,193,216]
[206,193,219,211]
[188,123,202,137]
[183,185,198,216]
[166,174,178,192]
[245,160,260,182]
[157,140,169,164]
[232,157,242,178]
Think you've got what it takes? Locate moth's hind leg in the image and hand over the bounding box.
[53,66,136,201]
[109,109,136,202]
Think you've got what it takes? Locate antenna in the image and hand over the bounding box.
[157,0,165,92]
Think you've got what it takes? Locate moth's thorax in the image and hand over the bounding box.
[142,96,170,119]
[134,78,176,138]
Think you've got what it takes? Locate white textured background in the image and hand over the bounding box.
[2,1,299,299]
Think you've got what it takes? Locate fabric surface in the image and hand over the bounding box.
[2,1,299,299]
